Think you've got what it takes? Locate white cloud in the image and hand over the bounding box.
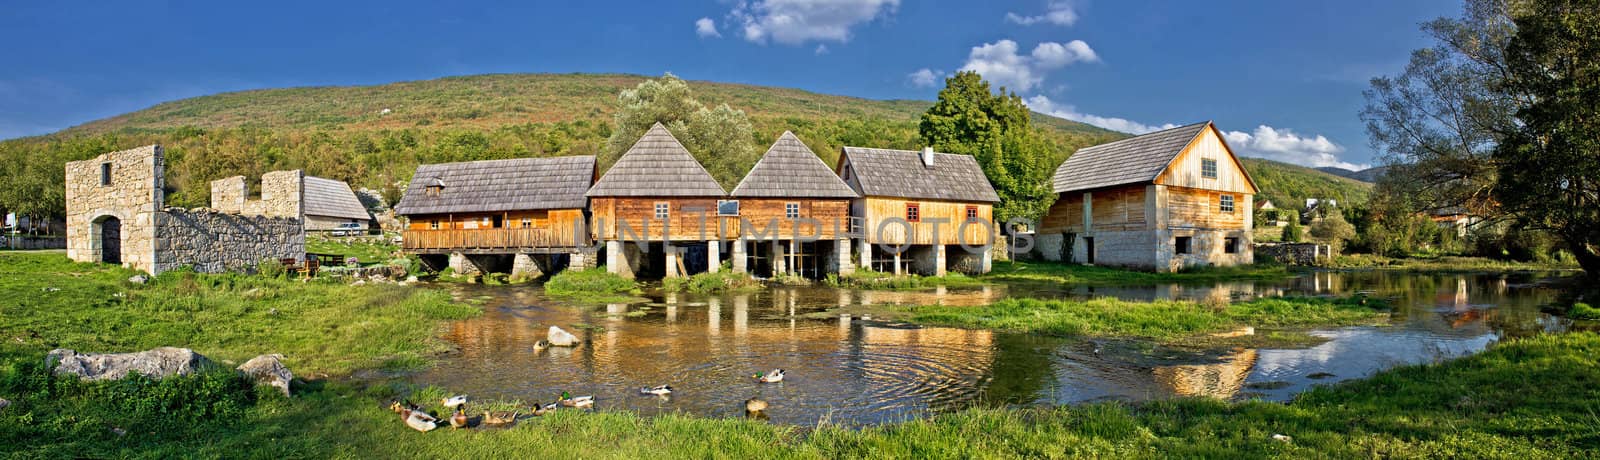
[729,0,900,45]
[695,17,721,38]
[1224,126,1370,170]
[907,68,945,88]
[815,44,829,54]
[1005,1,1079,26]
[958,40,1098,92]
[1025,95,1177,134]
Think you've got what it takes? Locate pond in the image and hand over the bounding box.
[409,270,1577,427]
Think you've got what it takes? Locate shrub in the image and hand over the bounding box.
[545,267,638,297]
[257,258,287,279]
[665,264,760,293]
[1570,302,1600,321]
[1282,219,1303,243]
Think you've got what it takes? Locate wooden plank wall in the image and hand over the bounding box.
[591,197,723,241]
[1167,187,1246,229]
[1156,126,1257,194]
[1039,192,1084,233]
[1090,186,1147,232]
[735,198,851,240]
[861,197,994,245]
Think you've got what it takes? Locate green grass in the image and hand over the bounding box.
[0,252,477,375]
[662,265,762,293]
[304,235,400,266]
[2,332,1594,458]
[824,269,987,290]
[1570,302,1600,320]
[542,267,641,302]
[984,260,1296,286]
[1326,254,1579,272]
[902,296,1387,342]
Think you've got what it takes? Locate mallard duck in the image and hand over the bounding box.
[558,391,595,408]
[744,397,768,415]
[482,410,519,425]
[531,401,558,416]
[752,369,785,383]
[532,340,551,351]
[450,406,468,429]
[639,384,673,396]
[442,395,468,408]
[389,401,439,432]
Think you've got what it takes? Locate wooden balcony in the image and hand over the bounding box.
[401,228,587,254]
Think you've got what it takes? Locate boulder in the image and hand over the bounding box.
[237,354,293,397]
[128,275,149,284]
[547,326,580,347]
[48,347,213,381]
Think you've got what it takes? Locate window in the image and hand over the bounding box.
[1225,237,1239,254]
[100,163,112,186]
[905,203,920,222]
[430,220,440,230]
[1175,236,1192,254]
[717,200,740,217]
[1201,158,1218,179]
[521,218,532,228]
[1220,194,1235,213]
[965,206,979,222]
[655,202,670,220]
[785,202,800,219]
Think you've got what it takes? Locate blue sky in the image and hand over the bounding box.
[0,0,1459,169]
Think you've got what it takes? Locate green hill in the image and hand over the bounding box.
[1240,157,1373,211]
[0,73,1122,212]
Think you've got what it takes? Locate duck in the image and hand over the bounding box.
[482,410,519,425]
[531,401,558,416]
[532,340,551,351]
[752,369,785,383]
[442,395,468,409]
[450,406,468,429]
[639,384,673,396]
[558,391,595,408]
[390,400,439,432]
[744,397,769,415]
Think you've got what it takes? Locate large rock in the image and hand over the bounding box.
[47,347,213,381]
[547,326,580,347]
[237,354,293,397]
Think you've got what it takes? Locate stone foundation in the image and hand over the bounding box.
[1062,229,1253,273]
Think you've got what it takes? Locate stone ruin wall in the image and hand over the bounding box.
[65,144,307,275]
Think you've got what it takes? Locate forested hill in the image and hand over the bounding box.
[1240,158,1373,211]
[0,73,1122,214]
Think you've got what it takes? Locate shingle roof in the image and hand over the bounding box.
[586,123,726,197]
[393,156,595,215]
[303,176,372,220]
[1052,122,1209,193]
[730,132,858,199]
[840,146,1000,203]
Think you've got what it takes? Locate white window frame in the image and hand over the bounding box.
[1220,194,1235,213]
[655,202,670,220]
[785,202,800,219]
[1201,158,1218,179]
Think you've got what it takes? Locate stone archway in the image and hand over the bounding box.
[95,216,122,265]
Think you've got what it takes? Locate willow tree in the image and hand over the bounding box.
[919,71,1056,223]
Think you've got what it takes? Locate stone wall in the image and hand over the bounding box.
[152,209,305,274]
[1255,242,1332,266]
[209,172,303,218]
[65,145,164,270]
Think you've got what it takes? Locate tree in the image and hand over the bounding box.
[1311,212,1357,249]
[602,73,757,190]
[919,71,1057,223]
[1282,219,1303,243]
[1493,0,1600,279]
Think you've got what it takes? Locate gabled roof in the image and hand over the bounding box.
[1052,122,1210,193]
[393,156,595,215]
[586,123,725,197]
[839,146,1000,203]
[731,132,857,199]
[304,176,372,220]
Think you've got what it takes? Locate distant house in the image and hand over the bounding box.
[1256,199,1275,210]
[728,131,860,278]
[393,156,596,277]
[1430,207,1479,238]
[1038,121,1258,272]
[587,123,727,279]
[302,176,374,231]
[836,146,1000,275]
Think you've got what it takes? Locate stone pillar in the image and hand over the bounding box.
[707,240,720,273]
[934,245,947,277]
[606,240,634,279]
[731,240,748,273]
[892,250,902,276]
[512,253,544,279]
[981,249,993,274]
[448,252,481,275]
[772,240,786,275]
[836,238,855,276]
[570,249,596,270]
[858,240,871,272]
[664,244,682,278]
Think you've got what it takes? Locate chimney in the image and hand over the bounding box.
[921,147,935,167]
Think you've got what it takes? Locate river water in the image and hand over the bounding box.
[410,270,1578,426]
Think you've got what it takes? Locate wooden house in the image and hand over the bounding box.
[393,156,596,277]
[836,146,1000,275]
[1039,121,1258,272]
[587,123,727,279]
[727,131,859,278]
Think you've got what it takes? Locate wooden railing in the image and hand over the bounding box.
[402,227,584,251]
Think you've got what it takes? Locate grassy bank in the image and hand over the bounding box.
[984,260,1296,285]
[825,269,987,290]
[304,235,401,267]
[0,252,477,375]
[900,296,1387,344]
[3,331,1594,458]
[663,266,762,293]
[542,267,642,303]
[1326,254,1578,272]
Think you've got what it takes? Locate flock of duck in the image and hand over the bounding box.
[388,369,787,432]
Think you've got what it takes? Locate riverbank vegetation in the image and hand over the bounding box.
[3,328,1592,458]
[1325,254,1578,272]
[662,265,762,293]
[902,296,1387,344]
[0,252,477,375]
[542,267,641,302]
[984,260,1295,285]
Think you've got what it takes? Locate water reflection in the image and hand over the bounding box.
[414,270,1576,427]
